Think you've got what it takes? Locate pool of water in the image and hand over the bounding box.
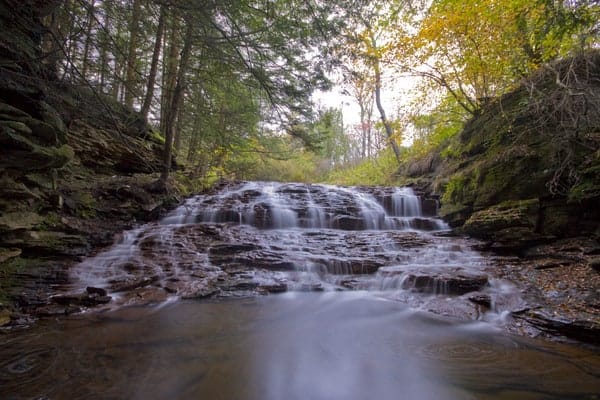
[1,292,598,400]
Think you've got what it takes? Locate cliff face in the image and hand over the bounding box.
[0,1,182,318]
[404,52,600,252]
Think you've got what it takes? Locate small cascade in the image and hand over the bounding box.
[306,188,327,229]
[165,182,448,232]
[160,196,204,225]
[260,184,299,229]
[391,187,422,217]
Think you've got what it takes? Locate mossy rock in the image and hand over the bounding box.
[22,117,62,145]
[62,190,98,219]
[0,308,10,326]
[439,202,473,228]
[0,128,73,171]
[24,172,56,190]
[0,101,31,119]
[538,201,577,237]
[2,230,89,256]
[463,198,540,240]
[0,211,43,231]
[0,120,32,135]
[441,173,478,206]
[569,162,600,203]
[0,175,40,199]
[39,100,67,143]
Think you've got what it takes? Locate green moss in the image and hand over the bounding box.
[72,191,97,219]
[568,181,600,203]
[462,198,540,238]
[569,163,600,203]
[441,173,477,205]
[149,129,165,145]
[41,212,62,229]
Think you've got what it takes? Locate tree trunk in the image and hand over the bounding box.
[187,115,201,164]
[41,5,60,75]
[80,3,95,80]
[111,12,125,100]
[358,102,366,158]
[373,53,401,164]
[160,13,180,133]
[98,1,111,92]
[159,20,193,186]
[124,0,142,109]
[140,5,165,120]
[174,110,184,153]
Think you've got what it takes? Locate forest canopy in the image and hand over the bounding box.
[40,0,599,185]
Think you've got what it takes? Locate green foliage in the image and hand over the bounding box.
[325,149,400,186]
[251,151,321,183]
[441,174,476,205]
[407,94,468,159]
[395,0,599,116]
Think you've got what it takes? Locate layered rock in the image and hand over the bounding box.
[0,0,184,319]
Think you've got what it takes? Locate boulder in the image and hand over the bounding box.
[513,309,600,345]
[0,128,73,171]
[462,198,548,250]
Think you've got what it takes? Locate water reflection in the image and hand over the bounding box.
[1,293,599,400]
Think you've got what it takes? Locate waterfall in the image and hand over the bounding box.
[68,181,521,317]
[183,182,446,231]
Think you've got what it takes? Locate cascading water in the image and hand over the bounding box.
[69,181,520,319]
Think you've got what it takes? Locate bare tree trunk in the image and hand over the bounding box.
[173,110,184,153]
[111,12,125,100]
[80,2,95,80]
[159,20,193,186]
[187,114,201,164]
[63,1,78,80]
[98,1,111,92]
[372,51,401,164]
[359,102,366,158]
[141,5,165,120]
[160,13,180,133]
[41,5,60,75]
[124,0,142,109]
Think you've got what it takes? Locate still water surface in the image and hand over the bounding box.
[1,292,599,400]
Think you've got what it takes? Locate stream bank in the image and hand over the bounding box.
[395,52,600,344]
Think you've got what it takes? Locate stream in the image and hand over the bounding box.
[1,181,599,399]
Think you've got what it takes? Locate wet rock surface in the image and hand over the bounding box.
[491,237,600,344]
[62,182,528,337]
